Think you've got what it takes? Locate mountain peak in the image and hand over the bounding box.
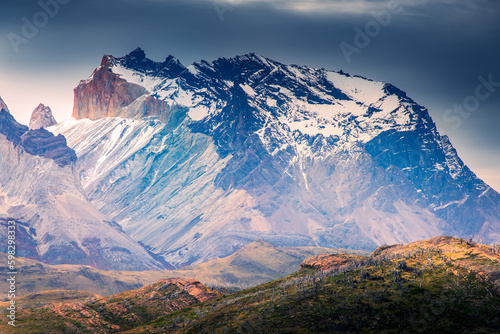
[113,48,185,78]
[29,103,57,130]
[215,52,279,71]
[0,96,10,113]
[126,47,146,60]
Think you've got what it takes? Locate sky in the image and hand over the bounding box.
[0,0,499,191]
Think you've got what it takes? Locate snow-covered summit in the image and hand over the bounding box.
[79,49,435,158]
[54,49,500,267]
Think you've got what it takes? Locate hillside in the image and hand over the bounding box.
[2,278,218,333]
[174,239,368,288]
[0,241,364,298]
[138,236,500,333]
[3,236,499,333]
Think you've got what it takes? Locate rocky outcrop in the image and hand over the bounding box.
[21,129,76,167]
[0,108,28,145]
[1,108,75,167]
[150,278,219,303]
[72,48,183,121]
[29,103,57,129]
[72,55,148,120]
[300,253,359,271]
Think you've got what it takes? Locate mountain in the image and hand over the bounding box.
[4,236,500,333]
[29,103,57,130]
[51,48,500,267]
[0,98,165,270]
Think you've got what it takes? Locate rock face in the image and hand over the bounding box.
[72,48,182,121]
[0,103,166,270]
[21,129,77,167]
[0,106,27,145]
[29,103,57,130]
[52,49,500,267]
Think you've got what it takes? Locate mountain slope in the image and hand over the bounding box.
[134,236,500,334]
[2,278,219,334]
[4,236,500,333]
[173,240,369,287]
[52,49,500,267]
[0,99,165,270]
[0,241,366,298]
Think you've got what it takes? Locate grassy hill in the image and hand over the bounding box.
[173,240,368,288]
[2,236,499,333]
[0,240,365,297]
[136,236,500,334]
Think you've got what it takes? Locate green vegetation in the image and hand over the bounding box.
[1,237,499,333]
[134,239,500,334]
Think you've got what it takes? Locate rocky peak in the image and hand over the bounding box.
[115,47,185,78]
[127,47,147,60]
[0,96,10,113]
[0,106,75,167]
[29,103,57,130]
[72,48,186,121]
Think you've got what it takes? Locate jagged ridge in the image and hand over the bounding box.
[52,49,500,267]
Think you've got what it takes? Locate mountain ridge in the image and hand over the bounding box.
[51,48,500,267]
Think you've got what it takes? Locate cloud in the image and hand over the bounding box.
[206,0,498,16]
[231,0,387,15]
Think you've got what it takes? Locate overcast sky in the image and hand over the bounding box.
[0,0,499,191]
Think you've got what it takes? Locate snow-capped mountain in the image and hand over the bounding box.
[52,48,500,267]
[0,98,166,270]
